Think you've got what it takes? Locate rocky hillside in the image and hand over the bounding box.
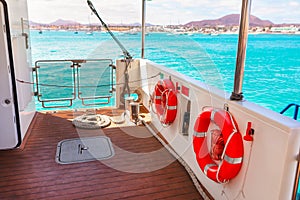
[185,14,274,27]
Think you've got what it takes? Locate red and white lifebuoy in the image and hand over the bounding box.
[152,79,177,125]
[193,108,244,183]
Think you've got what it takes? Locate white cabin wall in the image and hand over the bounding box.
[140,59,300,200]
[7,0,35,140]
[0,2,19,149]
[139,59,151,108]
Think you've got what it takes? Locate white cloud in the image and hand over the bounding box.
[289,1,300,6]
[251,0,300,23]
[28,0,141,23]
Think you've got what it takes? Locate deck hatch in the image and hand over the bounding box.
[56,136,115,164]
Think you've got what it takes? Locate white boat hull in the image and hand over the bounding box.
[116,59,300,199]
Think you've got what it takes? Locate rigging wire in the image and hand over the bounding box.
[87,0,132,60]
[16,73,161,89]
[87,0,133,99]
[121,59,132,99]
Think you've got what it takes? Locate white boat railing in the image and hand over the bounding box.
[32,59,114,108]
[114,58,300,200]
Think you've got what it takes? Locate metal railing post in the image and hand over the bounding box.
[141,0,146,59]
[230,0,252,101]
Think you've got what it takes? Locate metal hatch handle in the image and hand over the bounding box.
[230,0,252,101]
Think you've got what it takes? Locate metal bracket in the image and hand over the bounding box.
[230,92,244,101]
[22,33,29,49]
[160,73,164,79]
[110,64,116,69]
[224,103,229,111]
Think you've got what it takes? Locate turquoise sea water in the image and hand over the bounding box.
[30,30,300,118]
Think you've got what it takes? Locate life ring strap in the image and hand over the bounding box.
[166,105,177,110]
[204,163,217,175]
[210,109,217,121]
[194,131,206,138]
[224,154,243,164]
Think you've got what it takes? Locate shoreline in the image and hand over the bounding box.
[31,28,300,36]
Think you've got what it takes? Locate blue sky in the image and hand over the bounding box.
[27,0,300,25]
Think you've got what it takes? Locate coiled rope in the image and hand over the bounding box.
[73,113,111,129]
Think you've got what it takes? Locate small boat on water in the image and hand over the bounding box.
[86,31,93,35]
[1,0,300,199]
[209,32,219,36]
[124,29,139,35]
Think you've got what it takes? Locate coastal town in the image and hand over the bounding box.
[30,14,300,35]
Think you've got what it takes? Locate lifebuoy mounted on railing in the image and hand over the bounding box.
[193,107,244,183]
[152,79,177,125]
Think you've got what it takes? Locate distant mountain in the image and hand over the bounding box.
[29,19,81,27]
[29,19,153,27]
[275,23,300,27]
[108,22,153,27]
[49,19,81,26]
[185,14,274,27]
[29,21,47,26]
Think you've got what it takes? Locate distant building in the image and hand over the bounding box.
[270,26,298,33]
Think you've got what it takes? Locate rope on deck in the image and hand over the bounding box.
[72,114,111,129]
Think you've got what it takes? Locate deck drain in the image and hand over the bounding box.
[55,136,114,164]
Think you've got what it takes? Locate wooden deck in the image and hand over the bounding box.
[0,109,203,200]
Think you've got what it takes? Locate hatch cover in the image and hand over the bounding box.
[56,136,114,164]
